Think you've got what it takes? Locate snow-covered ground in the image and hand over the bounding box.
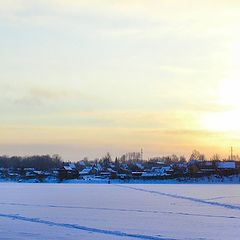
[0,183,239,240]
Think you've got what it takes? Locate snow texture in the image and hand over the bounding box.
[0,183,239,240]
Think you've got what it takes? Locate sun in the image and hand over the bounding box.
[203,110,240,132]
[202,40,240,133]
[202,79,240,132]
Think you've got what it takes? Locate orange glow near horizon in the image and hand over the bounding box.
[1,1,240,160]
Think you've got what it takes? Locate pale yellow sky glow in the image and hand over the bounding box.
[0,1,240,160]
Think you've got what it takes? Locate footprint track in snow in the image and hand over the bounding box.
[116,185,240,211]
[0,213,175,240]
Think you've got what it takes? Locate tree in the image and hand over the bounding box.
[100,153,112,168]
[189,150,205,161]
[211,154,221,161]
[171,154,179,163]
[179,156,186,163]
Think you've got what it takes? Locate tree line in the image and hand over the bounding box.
[0,155,63,170]
[0,150,238,171]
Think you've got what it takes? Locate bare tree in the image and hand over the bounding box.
[189,150,205,161]
[211,154,221,161]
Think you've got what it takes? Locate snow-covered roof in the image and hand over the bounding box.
[69,163,76,169]
[63,166,73,171]
[100,172,111,175]
[157,161,165,165]
[205,161,214,166]
[175,163,187,168]
[142,166,173,177]
[80,167,92,175]
[135,163,144,170]
[107,168,116,173]
[162,166,173,171]
[79,161,86,166]
[33,171,43,175]
[217,161,236,169]
[142,171,169,177]
[95,164,102,171]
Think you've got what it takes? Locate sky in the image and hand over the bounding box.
[1,0,240,161]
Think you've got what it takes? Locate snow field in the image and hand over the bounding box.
[0,183,239,240]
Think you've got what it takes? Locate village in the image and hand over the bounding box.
[0,150,240,182]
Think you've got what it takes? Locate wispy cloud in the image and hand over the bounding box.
[13,86,101,107]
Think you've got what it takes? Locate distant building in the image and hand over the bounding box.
[58,164,79,180]
[216,161,236,170]
[216,161,238,175]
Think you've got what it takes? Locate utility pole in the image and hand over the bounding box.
[231,146,233,160]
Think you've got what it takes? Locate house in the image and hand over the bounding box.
[117,173,129,180]
[142,166,174,178]
[134,162,144,170]
[187,160,207,177]
[198,161,216,175]
[216,161,236,169]
[78,160,86,167]
[100,171,111,178]
[24,168,38,179]
[58,165,79,180]
[79,167,94,176]
[7,172,20,179]
[172,162,188,176]
[69,163,77,170]
[107,168,117,178]
[132,171,144,178]
[94,163,103,172]
[93,168,117,179]
[216,161,238,175]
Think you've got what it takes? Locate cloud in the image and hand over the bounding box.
[163,129,222,137]
[13,86,100,107]
[1,0,239,36]
[54,109,187,129]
